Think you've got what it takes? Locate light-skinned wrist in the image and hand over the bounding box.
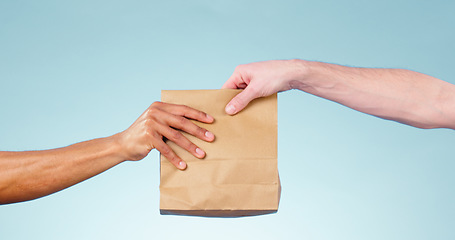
[286,59,311,90]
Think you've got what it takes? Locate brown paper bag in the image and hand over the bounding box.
[160,89,280,217]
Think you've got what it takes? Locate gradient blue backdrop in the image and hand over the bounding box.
[1,1,454,239]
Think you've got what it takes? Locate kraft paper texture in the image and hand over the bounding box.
[160,89,280,217]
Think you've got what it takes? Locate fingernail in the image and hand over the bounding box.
[195,148,205,157]
[205,131,215,140]
[226,104,236,115]
[178,161,187,170]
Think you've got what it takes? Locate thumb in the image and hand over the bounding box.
[225,87,258,115]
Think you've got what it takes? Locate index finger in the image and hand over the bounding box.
[160,103,214,123]
[222,71,242,89]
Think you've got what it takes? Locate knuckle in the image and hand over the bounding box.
[144,122,158,135]
[148,102,162,113]
[183,138,195,149]
[150,101,161,108]
[198,111,206,119]
[160,146,172,155]
[144,118,153,126]
[144,128,152,138]
[151,130,161,139]
[145,128,160,141]
[197,127,206,136]
[187,142,196,151]
[168,154,180,164]
[248,86,259,95]
[230,97,242,107]
[145,108,156,117]
[170,130,182,141]
[177,116,188,126]
[181,105,191,112]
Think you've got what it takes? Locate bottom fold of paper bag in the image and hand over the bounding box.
[160,209,277,218]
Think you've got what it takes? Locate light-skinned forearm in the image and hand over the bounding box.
[291,60,455,129]
[0,136,124,204]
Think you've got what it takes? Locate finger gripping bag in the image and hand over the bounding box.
[160,89,280,217]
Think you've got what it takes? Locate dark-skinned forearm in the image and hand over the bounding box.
[0,136,124,204]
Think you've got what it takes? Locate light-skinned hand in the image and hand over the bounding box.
[222,60,306,115]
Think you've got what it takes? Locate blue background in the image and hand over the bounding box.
[1,0,454,239]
